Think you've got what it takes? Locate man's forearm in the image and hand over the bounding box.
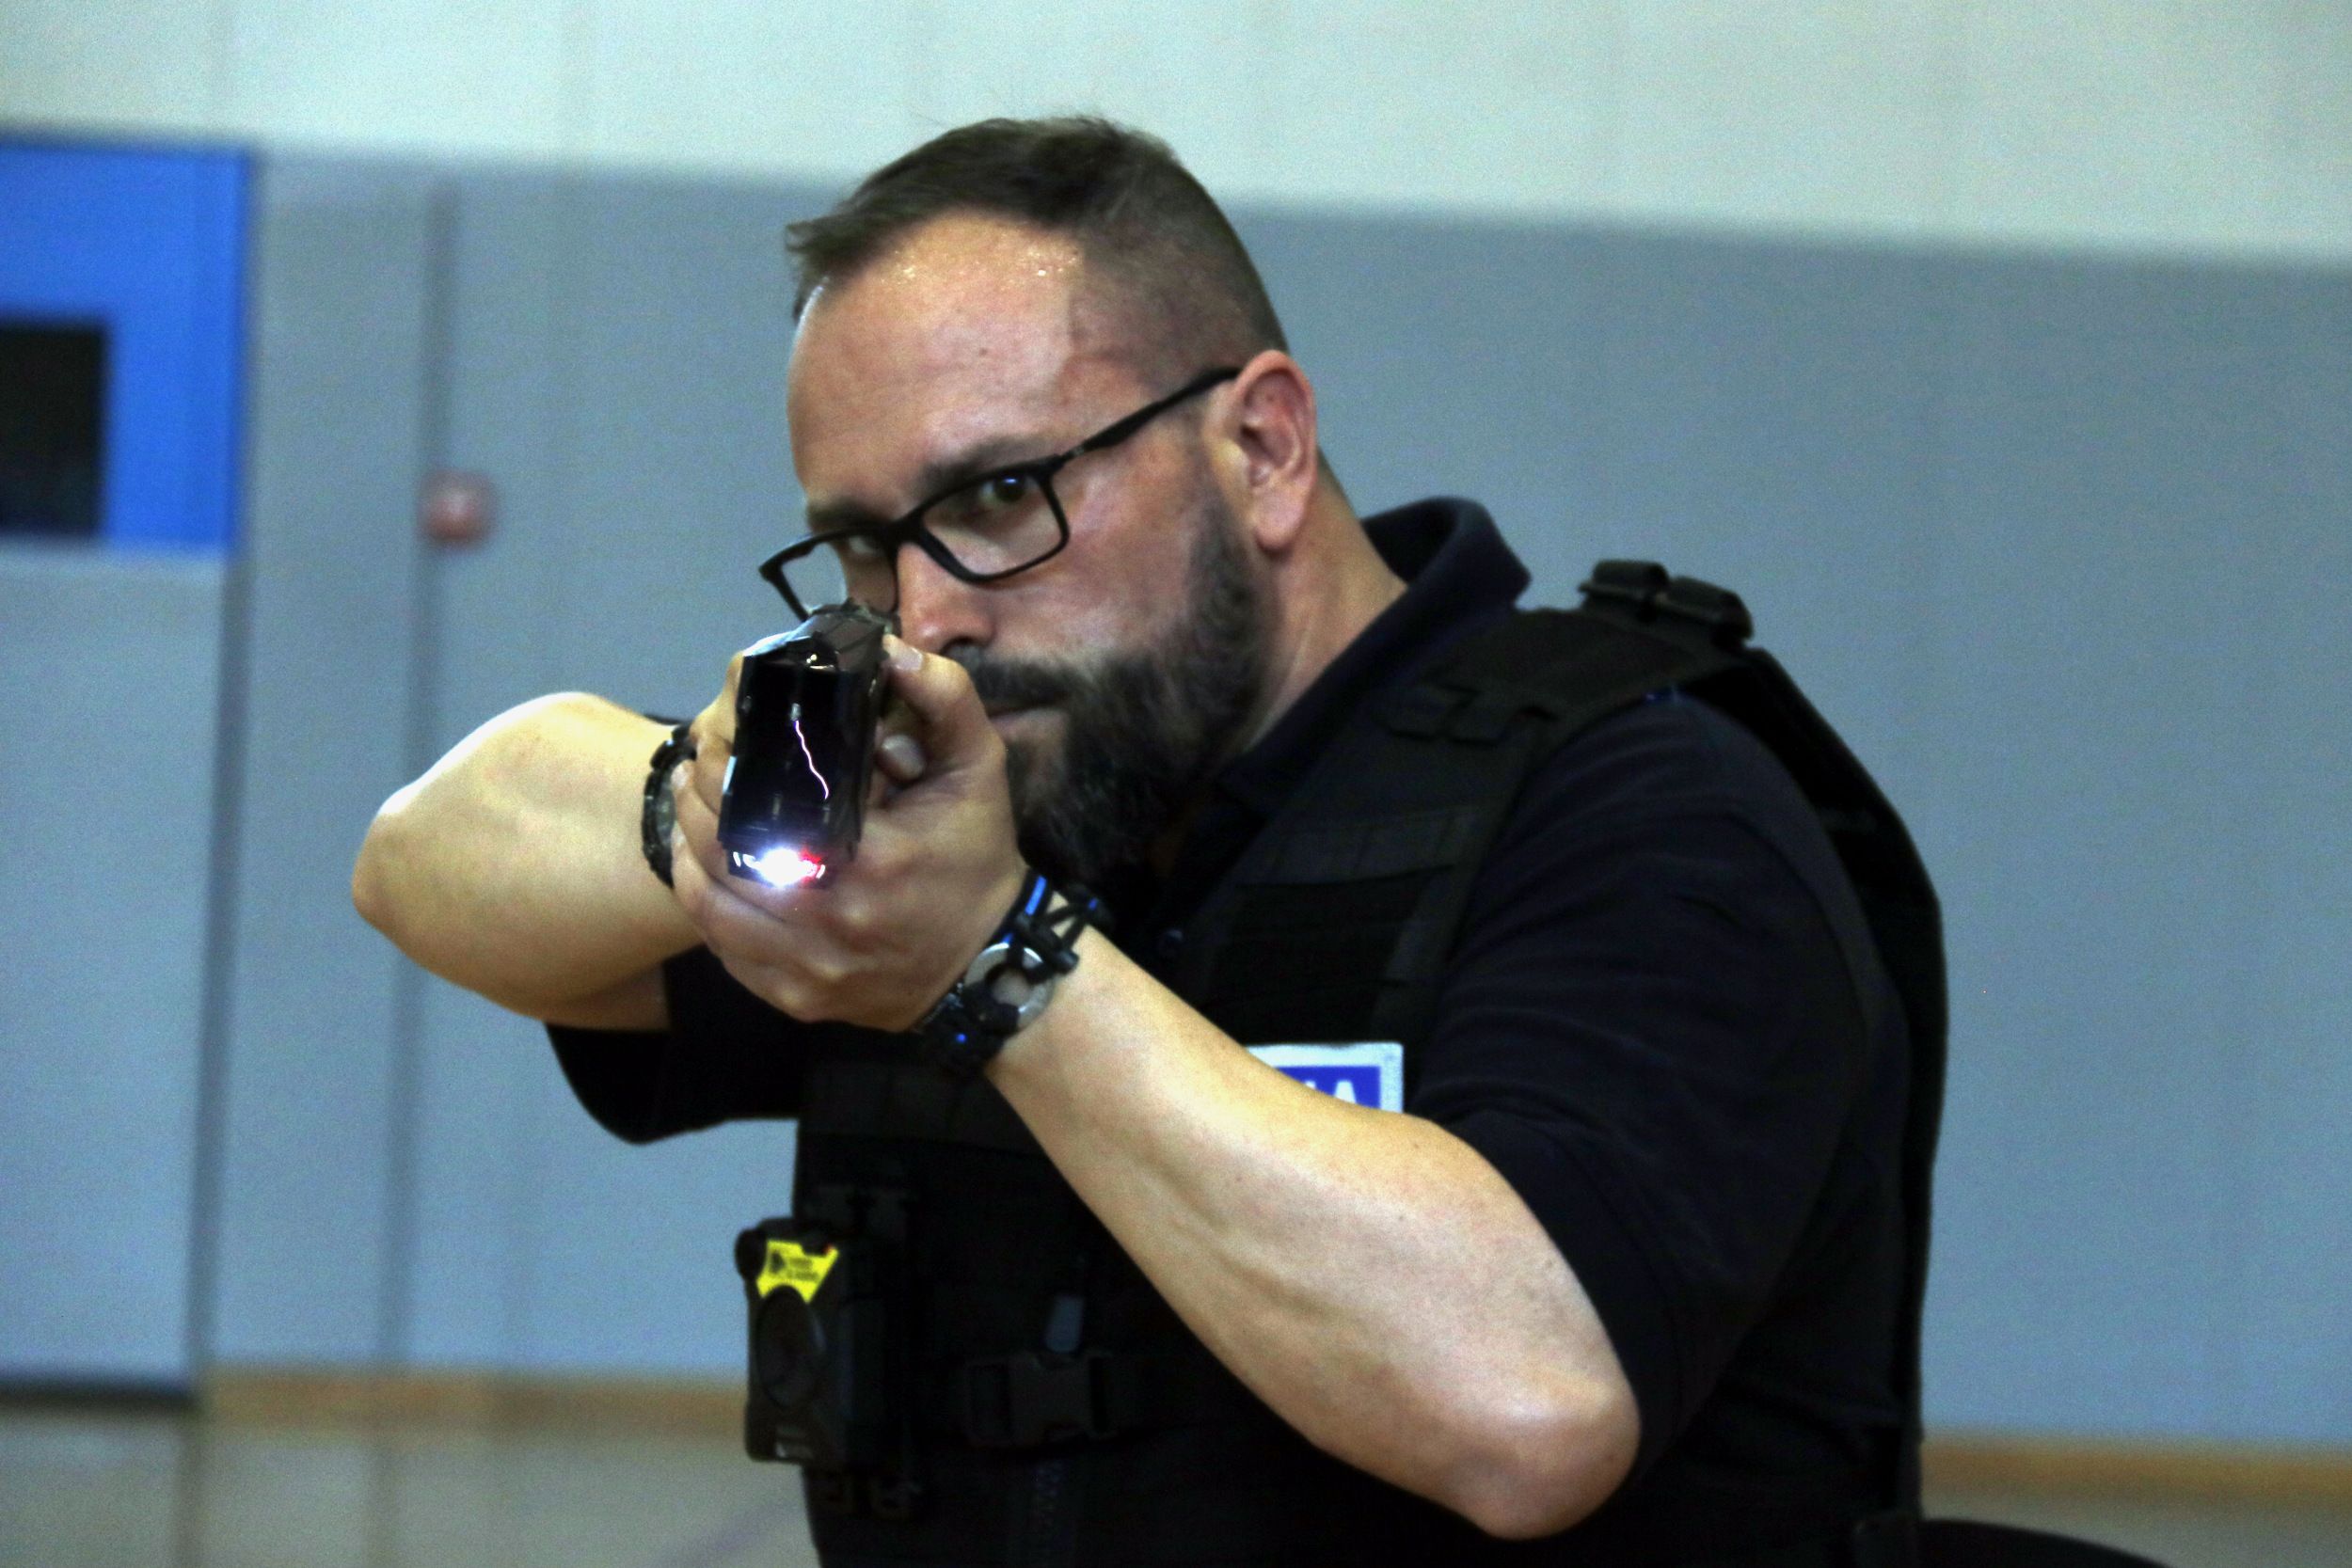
[352,692,697,1026]
[987,931,1640,1539]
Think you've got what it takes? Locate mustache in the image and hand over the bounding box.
[954,651,1091,712]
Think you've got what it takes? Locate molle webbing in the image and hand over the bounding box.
[1167,562,1755,1052]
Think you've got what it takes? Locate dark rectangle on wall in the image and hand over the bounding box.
[0,322,108,537]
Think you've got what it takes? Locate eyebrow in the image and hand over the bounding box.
[802,431,1061,535]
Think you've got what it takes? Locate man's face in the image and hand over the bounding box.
[785,214,1267,883]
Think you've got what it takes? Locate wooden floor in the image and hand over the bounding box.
[8,1402,2352,1568]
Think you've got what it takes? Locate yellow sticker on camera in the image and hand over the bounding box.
[755,1239,839,1303]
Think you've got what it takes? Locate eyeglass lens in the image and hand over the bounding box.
[780,467,1064,615]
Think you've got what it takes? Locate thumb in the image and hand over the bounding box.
[882,636,998,775]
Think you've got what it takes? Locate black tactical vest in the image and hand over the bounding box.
[784,562,1947,1567]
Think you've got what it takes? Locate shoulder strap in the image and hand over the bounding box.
[1351,562,1756,1038]
[1395,560,1756,740]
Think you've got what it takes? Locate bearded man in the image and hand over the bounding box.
[356,117,1929,1566]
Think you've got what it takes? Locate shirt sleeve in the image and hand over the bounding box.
[1410,693,1878,1479]
[547,944,807,1143]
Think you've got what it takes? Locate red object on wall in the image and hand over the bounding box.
[421,470,495,546]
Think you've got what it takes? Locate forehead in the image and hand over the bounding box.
[786,214,1139,496]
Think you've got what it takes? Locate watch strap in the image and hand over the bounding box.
[915,869,1103,1078]
[641,721,697,888]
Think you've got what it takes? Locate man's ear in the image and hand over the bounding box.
[1220,350,1319,555]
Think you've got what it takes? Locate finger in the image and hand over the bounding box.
[681,736,723,816]
[880,635,996,775]
[678,878,818,1020]
[703,653,745,751]
[668,779,725,901]
[671,799,814,938]
[670,800,880,1024]
[683,657,745,813]
[875,729,927,786]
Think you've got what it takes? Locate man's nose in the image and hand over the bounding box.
[892,542,993,657]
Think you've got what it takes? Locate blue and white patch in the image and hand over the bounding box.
[1247,1042,1405,1113]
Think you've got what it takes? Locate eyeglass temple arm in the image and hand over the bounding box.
[1071,366,1241,457]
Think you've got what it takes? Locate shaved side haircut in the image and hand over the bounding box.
[786,117,1289,384]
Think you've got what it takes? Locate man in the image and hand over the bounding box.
[357,118,1922,1564]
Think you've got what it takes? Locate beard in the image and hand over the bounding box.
[956,495,1268,889]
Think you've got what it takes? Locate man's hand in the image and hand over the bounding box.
[668,635,1027,1030]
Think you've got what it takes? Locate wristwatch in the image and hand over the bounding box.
[914,869,1103,1078]
[641,721,697,888]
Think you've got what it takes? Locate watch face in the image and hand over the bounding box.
[650,782,678,844]
[980,954,1055,1030]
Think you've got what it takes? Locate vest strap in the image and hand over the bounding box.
[1686,1512,1919,1568]
[801,1057,1040,1154]
[933,1349,1249,1449]
[958,1350,1115,1447]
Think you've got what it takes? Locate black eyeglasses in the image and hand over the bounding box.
[759,365,1241,619]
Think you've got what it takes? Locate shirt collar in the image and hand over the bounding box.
[1216,497,1531,816]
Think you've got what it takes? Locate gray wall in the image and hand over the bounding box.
[0,552,225,1384]
[206,158,817,1371]
[10,151,2346,1445]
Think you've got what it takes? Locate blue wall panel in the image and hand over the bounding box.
[0,140,246,551]
[1236,209,1611,596]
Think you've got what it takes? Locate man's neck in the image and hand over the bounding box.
[1247,495,1407,752]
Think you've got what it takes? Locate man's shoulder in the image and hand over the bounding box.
[1479,684,1861,932]
[1530,688,1812,828]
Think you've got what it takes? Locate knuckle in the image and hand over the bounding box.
[830,894,881,953]
[857,837,907,883]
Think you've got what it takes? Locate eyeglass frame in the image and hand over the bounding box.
[757,364,1243,620]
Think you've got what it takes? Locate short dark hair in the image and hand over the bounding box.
[786,117,1288,379]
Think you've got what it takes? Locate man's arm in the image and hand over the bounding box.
[989,936,1641,1538]
[664,642,1640,1539]
[352,692,697,1027]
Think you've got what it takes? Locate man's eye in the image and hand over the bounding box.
[973,472,1034,512]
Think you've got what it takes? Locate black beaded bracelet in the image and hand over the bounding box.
[640,721,696,888]
[914,869,1104,1078]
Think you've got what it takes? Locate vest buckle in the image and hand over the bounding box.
[1581,559,1755,647]
[960,1349,1114,1447]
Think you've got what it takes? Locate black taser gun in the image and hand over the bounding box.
[718,602,895,889]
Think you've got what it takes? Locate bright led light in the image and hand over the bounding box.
[741,846,824,887]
